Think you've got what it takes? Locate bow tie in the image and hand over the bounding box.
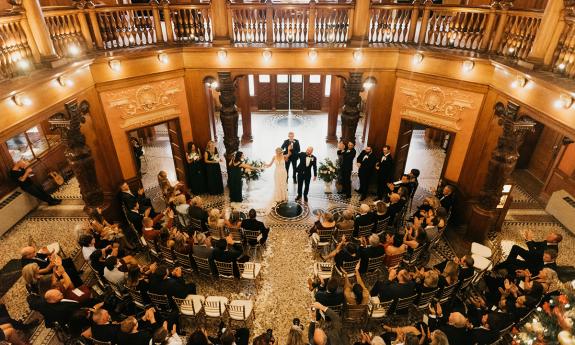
[307,155,311,157]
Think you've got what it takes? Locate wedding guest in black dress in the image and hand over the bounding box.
[203,140,224,195]
[337,141,356,199]
[186,142,206,195]
[228,151,259,203]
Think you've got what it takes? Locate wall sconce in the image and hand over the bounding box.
[507,47,515,55]
[558,63,566,71]
[205,77,218,90]
[512,75,527,88]
[462,60,474,72]
[157,53,169,64]
[353,50,362,62]
[109,59,121,72]
[308,49,318,61]
[57,75,72,87]
[412,53,424,65]
[217,50,227,61]
[363,77,376,90]
[68,45,80,57]
[12,93,32,107]
[556,93,573,109]
[262,50,272,62]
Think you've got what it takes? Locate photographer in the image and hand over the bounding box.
[206,322,250,345]
[307,302,343,345]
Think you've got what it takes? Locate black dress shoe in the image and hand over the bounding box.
[304,196,308,202]
[354,189,361,193]
[360,196,366,201]
[295,196,302,201]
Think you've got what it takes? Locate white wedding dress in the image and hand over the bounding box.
[273,156,288,202]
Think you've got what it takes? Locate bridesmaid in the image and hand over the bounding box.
[204,140,224,195]
[228,151,259,203]
[186,142,206,195]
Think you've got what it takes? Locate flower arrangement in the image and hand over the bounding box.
[515,282,575,345]
[242,159,265,181]
[318,158,338,183]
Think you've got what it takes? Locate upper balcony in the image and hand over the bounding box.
[0,0,571,84]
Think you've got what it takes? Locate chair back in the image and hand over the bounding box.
[88,337,112,345]
[158,243,176,265]
[140,236,159,257]
[333,227,353,243]
[341,259,361,276]
[438,283,459,304]
[226,227,244,243]
[174,251,194,274]
[189,218,202,232]
[316,229,334,244]
[357,224,374,239]
[87,262,108,289]
[124,285,148,310]
[243,229,261,245]
[328,304,343,316]
[108,281,127,299]
[228,303,249,320]
[238,262,260,279]
[459,272,476,292]
[403,243,429,267]
[394,294,417,314]
[365,255,385,273]
[175,208,190,228]
[193,255,212,277]
[172,296,204,316]
[209,226,225,240]
[343,304,368,327]
[215,260,236,280]
[415,289,439,311]
[375,218,390,235]
[204,299,226,318]
[147,292,173,312]
[315,262,334,280]
[368,299,393,319]
[384,252,404,269]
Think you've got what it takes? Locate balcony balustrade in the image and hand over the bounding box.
[0,0,570,81]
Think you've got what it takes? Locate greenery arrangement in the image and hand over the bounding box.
[242,159,265,181]
[515,282,575,345]
[318,158,338,183]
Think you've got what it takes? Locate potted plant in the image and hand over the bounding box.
[318,158,338,193]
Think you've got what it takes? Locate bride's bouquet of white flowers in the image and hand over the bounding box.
[242,159,265,181]
[318,158,338,183]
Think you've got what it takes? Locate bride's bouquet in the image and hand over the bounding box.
[242,159,265,181]
[318,158,338,183]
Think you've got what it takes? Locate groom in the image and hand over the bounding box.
[295,147,317,203]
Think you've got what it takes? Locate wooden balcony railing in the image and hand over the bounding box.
[0,14,38,80]
[170,4,212,43]
[494,10,542,60]
[369,5,415,44]
[552,17,575,78]
[43,8,88,57]
[422,6,491,50]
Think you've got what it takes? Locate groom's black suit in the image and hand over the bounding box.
[296,152,317,200]
[281,138,300,180]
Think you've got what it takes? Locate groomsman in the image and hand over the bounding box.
[376,145,393,200]
[295,147,317,203]
[281,132,300,183]
[337,141,356,198]
[356,146,376,201]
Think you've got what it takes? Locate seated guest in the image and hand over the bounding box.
[148,265,196,299]
[207,209,225,238]
[314,277,344,308]
[37,289,84,326]
[383,234,406,264]
[79,235,98,261]
[0,321,29,345]
[403,224,427,250]
[225,210,243,229]
[211,237,248,278]
[21,245,83,287]
[240,209,270,244]
[372,201,388,223]
[496,230,562,275]
[22,263,50,295]
[354,204,375,238]
[89,207,124,245]
[542,248,558,272]
[173,197,190,229]
[188,197,208,231]
[437,185,456,213]
[309,211,336,236]
[89,308,120,343]
[335,209,355,230]
[127,201,147,234]
[457,255,475,282]
[120,182,154,214]
[471,312,502,345]
[333,241,359,270]
[172,232,192,255]
[438,312,469,345]
[417,269,439,294]
[370,268,416,302]
[152,322,183,345]
[103,256,127,285]
[438,260,459,290]
[142,217,161,242]
[358,234,385,273]
[192,233,213,259]
[384,193,404,225]
[126,266,152,303]
[117,312,157,345]
[343,263,369,305]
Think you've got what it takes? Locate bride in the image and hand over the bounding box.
[266,147,290,203]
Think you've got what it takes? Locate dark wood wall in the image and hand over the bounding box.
[250,74,329,112]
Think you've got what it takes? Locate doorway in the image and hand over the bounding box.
[252,74,329,111]
[127,119,187,192]
[394,120,454,196]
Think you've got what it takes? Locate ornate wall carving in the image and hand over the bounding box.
[398,84,475,132]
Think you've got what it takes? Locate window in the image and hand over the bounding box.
[324,75,332,96]
[26,126,49,157]
[258,74,270,83]
[6,133,34,162]
[4,119,62,163]
[291,74,303,83]
[309,75,321,83]
[277,74,288,83]
[248,75,255,96]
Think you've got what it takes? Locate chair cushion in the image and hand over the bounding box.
[471,242,492,258]
[181,295,205,316]
[228,300,254,321]
[472,254,492,271]
[241,263,262,280]
[205,296,229,317]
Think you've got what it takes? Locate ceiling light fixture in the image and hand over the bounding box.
[412,53,424,65]
[109,59,121,72]
[353,50,362,62]
[157,52,169,64]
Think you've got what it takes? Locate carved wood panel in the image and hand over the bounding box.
[276,77,289,110]
[290,76,304,110]
[394,120,414,180]
[256,75,273,110]
[305,76,323,110]
[167,119,187,184]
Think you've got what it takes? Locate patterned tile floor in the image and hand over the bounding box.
[1,113,572,344]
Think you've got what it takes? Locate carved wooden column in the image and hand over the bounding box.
[21,0,58,60]
[466,101,535,242]
[527,0,564,65]
[237,76,253,143]
[340,72,363,144]
[350,0,370,45]
[49,99,104,212]
[326,76,341,142]
[217,72,240,159]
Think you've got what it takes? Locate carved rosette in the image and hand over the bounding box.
[477,102,536,209]
[340,72,363,143]
[217,72,240,158]
[49,100,104,210]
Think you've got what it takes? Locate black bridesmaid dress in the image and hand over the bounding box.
[205,151,224,195]
[187,150,207,195]
[228,162,243,202]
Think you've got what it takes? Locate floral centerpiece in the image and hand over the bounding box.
[318,158,338,183]
[515,282,575,345]
[242,159,265,181]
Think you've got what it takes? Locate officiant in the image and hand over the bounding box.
[281,132,300,184]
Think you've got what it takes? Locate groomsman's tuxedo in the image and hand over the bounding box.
[356,150,376,199]
[281,138,300,181]
[337,148,356,197]
[376,152,393,200]
[296,152,317,201]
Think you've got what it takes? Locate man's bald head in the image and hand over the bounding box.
[313,328,328,345]
[44,289,64,304]
[20,246,35,258]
